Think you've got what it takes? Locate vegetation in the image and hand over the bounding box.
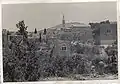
[16,20,28,41]
[34,28,37,34]
[43,28,47,35]
[3,21,118,82]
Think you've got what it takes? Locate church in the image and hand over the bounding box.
[51,15,93,57]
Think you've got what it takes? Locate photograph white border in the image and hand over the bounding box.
[0,0,119,84]
[1,0,118,4]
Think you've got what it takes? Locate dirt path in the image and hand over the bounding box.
[38,74,118,81]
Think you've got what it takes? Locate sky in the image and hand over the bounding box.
[2,2,117,32]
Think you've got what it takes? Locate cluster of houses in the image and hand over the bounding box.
[2,15,117,57]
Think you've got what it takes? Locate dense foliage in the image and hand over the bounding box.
[3,40,118,81]
[3,21,118,82]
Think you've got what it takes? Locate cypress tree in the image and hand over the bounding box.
[39,33,41,42]
[34,28,37,34]
[43,28,46,35]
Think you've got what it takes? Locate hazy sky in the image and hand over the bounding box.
[2,2,117,32]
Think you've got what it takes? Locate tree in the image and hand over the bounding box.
[16,20,28,40]
[7,31,11,35]
[114,39,117,45]
[34,28,37,34]
[39,33,42,42]
[3,38,27,82]
[43,28,47,35]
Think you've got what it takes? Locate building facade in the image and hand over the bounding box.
[51,15,93,57]
[90,20,117,45]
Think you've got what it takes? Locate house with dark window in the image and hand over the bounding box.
[52,15,93,57]
[90,20,117,46]
[53,39,72,57]
[100,22,117,45]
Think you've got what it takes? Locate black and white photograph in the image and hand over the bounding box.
[2,1,118,82]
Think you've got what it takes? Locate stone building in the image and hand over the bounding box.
[50,15,93,42]
[28,32,39,42]
[90,20,117,45]
[51,15,93,57]
[27,29,47,43]
[53,39,72,57]
[8,34,23,45]
[100,21,117,45]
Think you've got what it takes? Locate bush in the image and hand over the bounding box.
[3,33,117,81]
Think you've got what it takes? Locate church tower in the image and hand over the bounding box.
[62,14,65,28]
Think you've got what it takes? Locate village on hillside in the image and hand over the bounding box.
[2,15,118,81]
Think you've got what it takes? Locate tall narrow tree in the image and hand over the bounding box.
[39,33,42,42]
[34,28,37,34]
[43,28,47,35]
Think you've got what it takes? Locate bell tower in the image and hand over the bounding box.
[62,14,65,27]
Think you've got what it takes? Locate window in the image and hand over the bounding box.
[106,29,111,33]
[104,29,112,35]
[61,46,67,50]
